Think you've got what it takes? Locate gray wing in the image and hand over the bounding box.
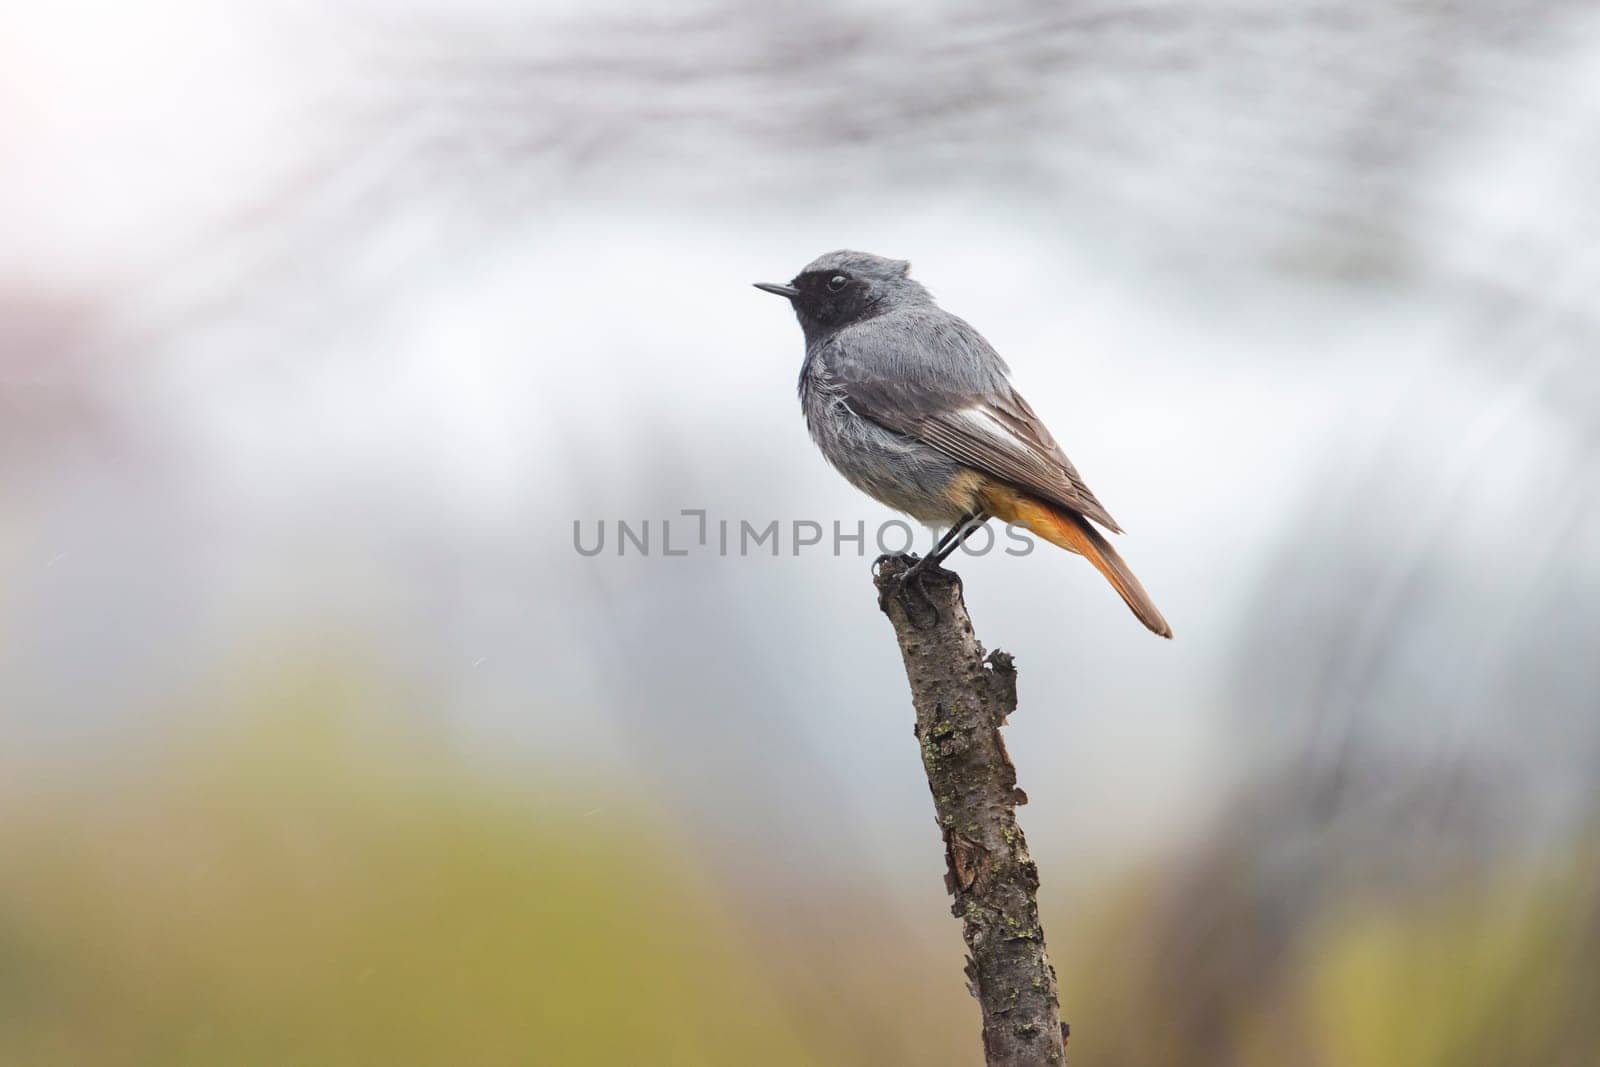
[824,310,1123,533]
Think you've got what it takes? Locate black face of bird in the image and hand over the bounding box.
[753,269,879,331]
[755,251,923,338]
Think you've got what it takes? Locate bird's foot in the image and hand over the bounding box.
[888,553,944,624]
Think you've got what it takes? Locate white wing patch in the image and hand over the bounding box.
[954,405,1033,457]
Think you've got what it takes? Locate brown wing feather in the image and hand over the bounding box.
[821,321,1124,532]
[914,389,1122,532]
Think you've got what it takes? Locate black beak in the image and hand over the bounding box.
[753,281,800,298]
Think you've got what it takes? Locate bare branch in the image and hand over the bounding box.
[874,554,1065,1067]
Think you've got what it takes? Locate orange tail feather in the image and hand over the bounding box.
[984,485,1173,638]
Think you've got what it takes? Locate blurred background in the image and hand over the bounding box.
[3,1,1599,1063]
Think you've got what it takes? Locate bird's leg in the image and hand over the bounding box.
[927,509,991,567]
[894,511,988,623]
[904,511,983,582]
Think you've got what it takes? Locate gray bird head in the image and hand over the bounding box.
[755,250,931,341]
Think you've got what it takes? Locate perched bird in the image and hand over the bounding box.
[755,250,1171,638]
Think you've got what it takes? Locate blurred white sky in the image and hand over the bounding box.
[4,0,1598,889]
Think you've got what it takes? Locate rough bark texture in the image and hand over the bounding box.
[873,554,1066,1067]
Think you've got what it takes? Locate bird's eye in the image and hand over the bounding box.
[827,274,848,292]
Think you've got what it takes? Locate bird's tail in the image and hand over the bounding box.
[984,485,1173,638]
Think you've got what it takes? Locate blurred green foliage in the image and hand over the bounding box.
[2,667,1596,1065]
[0,670,815,1066]
[1308,856,1600,1067]
[1059,843,1600,1067]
